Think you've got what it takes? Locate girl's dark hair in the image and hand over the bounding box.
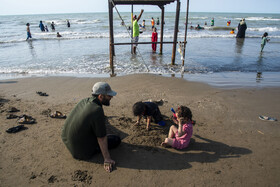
[176,106,192,121]
[262,32,268,38]
[132,102,146,116]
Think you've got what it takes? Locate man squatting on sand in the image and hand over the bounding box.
[61,82,121,172]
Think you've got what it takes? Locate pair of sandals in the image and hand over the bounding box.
[18,115,36,124]
[6,114,36,124]
[6,115,34,134]
[36,91,48,96]
[50,111,66,119]
[8,107,20,113]
[6,125,28,133]
[259,115,277,121]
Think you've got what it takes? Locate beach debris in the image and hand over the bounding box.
[41,108,51,116]
[48,175,58,183]
[215,170,222,174]
[259,115,277,121]
[72,170,92,184]
[36,91,49,96]
[6,114,18,119]
[6,125,28,133]
[29,173,37,180]
[8,107,20,113]
[17,115,36,124]
[257,130,264,135]
[50,111,67,119]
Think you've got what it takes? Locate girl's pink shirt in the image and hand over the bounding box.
[172,123,193,149]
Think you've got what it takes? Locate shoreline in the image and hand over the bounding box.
[0,71,279,89]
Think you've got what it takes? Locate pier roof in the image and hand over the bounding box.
[111,0,176,6]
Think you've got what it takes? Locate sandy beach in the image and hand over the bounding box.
[0,74,280,186]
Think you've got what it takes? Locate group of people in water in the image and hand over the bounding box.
[26,20,71,40]
[189,17,269,52]
[26,15,270,53]
[121,11,161,54]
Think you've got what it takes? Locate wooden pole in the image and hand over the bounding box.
[111,41,185,45]
[131,4,133,54]
[171,0,180,65]
[108,0,114,74]
[159,6,165,55]
[182,0,190,66]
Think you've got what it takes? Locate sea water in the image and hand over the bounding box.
[0,12,280,88]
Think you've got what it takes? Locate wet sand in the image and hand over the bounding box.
[0,74,280,186]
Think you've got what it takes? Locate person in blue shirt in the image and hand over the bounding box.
[39,21,45,32]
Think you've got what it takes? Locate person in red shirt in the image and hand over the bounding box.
[151,27,158,52]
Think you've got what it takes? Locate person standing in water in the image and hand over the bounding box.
[45,25,49,32]
[26,23,32,40]
[151,17,155,29]
[156,17,160,25]
[51,22,55,31]
[132,9,144,54]
[261,32,270,52]
[67,20,70,28]
[151,27,158,52]
[211,18,214,26]
[39,21,45,32]
[236,18,247,38]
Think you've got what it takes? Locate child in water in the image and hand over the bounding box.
[161,106,193,149]
[230,29,235,34]
[151,27,158,52]
[26,23,32,40]
[57,32,62,37]
[133,101,165,130]
[261,32,270,52]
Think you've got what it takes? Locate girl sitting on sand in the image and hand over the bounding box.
[161,106,193,149]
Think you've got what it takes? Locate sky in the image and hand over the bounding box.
[0,0,280,15]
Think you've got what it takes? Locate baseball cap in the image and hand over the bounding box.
[92,82,117,96]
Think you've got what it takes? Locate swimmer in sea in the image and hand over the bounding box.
[57,32,62,37]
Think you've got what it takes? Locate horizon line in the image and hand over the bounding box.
[1,11,280,16]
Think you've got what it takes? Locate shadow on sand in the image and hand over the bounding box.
[87,119,252,171]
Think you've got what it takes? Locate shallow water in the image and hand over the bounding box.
[0,12,280,87]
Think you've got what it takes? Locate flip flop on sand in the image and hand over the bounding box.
[6,114,18,119]
[259,115,277,121]
[8,107,20,113]
[18,115,36,124]
[6,125,28,133]
[36,91,49,96]
[50,111,66,119]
